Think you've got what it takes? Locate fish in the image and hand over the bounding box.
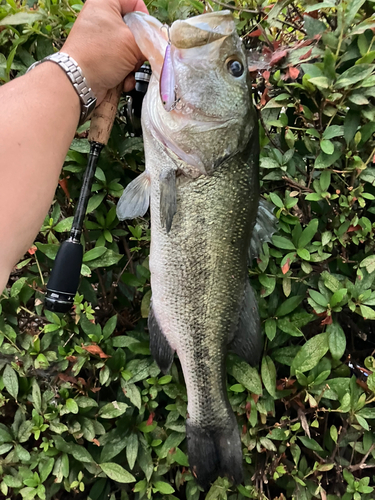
[116,10,276,490]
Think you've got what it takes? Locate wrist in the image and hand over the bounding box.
[61,44,106,103]
[26,60,81,116]
[27,53,97,126]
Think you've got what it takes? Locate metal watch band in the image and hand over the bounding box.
[27,52,97,126]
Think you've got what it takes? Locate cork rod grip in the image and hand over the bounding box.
[88,82,123,145]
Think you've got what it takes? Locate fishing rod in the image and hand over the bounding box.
[45,64,151,313]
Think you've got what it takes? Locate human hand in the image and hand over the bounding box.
[62,0,148,104]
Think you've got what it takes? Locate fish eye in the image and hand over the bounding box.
[226,59,244,78]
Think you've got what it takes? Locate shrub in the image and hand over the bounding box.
[1,0,375,499]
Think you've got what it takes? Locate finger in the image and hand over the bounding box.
[119,0,149,16]
[124,74,136,92]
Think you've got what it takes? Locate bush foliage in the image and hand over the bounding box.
[2,0,375,499]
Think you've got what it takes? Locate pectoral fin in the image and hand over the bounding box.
[159,169,177,233]
[249,199,278,261]
[116,171,150,221]
[148,305,175,374]
[229,281,262,366]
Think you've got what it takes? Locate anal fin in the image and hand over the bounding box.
[116,170,151,221]
[229,280,262,366]
[159,169,177,233]
[249,198,278,261]
[148,305,175,374]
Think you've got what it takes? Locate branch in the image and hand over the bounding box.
[210,0,259,14]
[348,443,375,472]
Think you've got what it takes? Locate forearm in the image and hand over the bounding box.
[0,62,80,291]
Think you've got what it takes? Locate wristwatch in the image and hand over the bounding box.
[27,52,97,126]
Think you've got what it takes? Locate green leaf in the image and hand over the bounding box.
[275,296,303,317]
[330,288,347,308]
[265,318,277,341]
[100,462,136,483]
[126,433,138,470]
[321,139,334,154]
[82,246,107,262]
[327,321,346,360]
[17,420,33,444]
[101,437,128,463]
[39,457,54,483]
[330,425,338,443]
[360,255,375,274]
[0,11,45,25]
[65,398,79,414]
[54,217,74,233]
[0,426,13,444]
[173,447,189,466]
[71,445,95,463]
[356,414,369,430]
[269,192,283,208]
[273,346,300,366]
[141,289,152,318]
[298,436,324,452]
[356,407,375,419]
[154,481,175,494]
[360,304,375,320]
[315,143,343,169]
[322,125,344,140]
[103,315,117,339]
[272,235,296,250]
[298,219,319,249]
[344,110,361,145]
[76,396,98,408]
[261,356,276,397]
[86,193,106,213]
[186,0,205,13]
[297,248,310,261]
[349,94,369,105]
[292,332,329,373]
[159,432,185,459]
[309,76,330,88]
[10,277,27,298]
[35,242,59,260]
[87,249,122,269]
[320,171,331,192]
[335,64,374,88]
[32,380,42,414]
[98,401,128,419]
[122,382,142,409]
[3,364,18,399]
[309,290,328,308]
[227,354,262,394]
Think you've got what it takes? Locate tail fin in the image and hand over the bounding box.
[186,419,243,491]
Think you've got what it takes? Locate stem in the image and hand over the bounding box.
[364,146,375,167]
[96,270,108,308]
[259,111,285,155]
[348,443,375,472]
[210,0,259,13]
[34,253,45,286]
[20,306,36,317]
[3,333,22,353]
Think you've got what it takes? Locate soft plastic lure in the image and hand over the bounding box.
[160,42,176,111]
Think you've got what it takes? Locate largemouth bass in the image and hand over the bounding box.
[117,11,275,490]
